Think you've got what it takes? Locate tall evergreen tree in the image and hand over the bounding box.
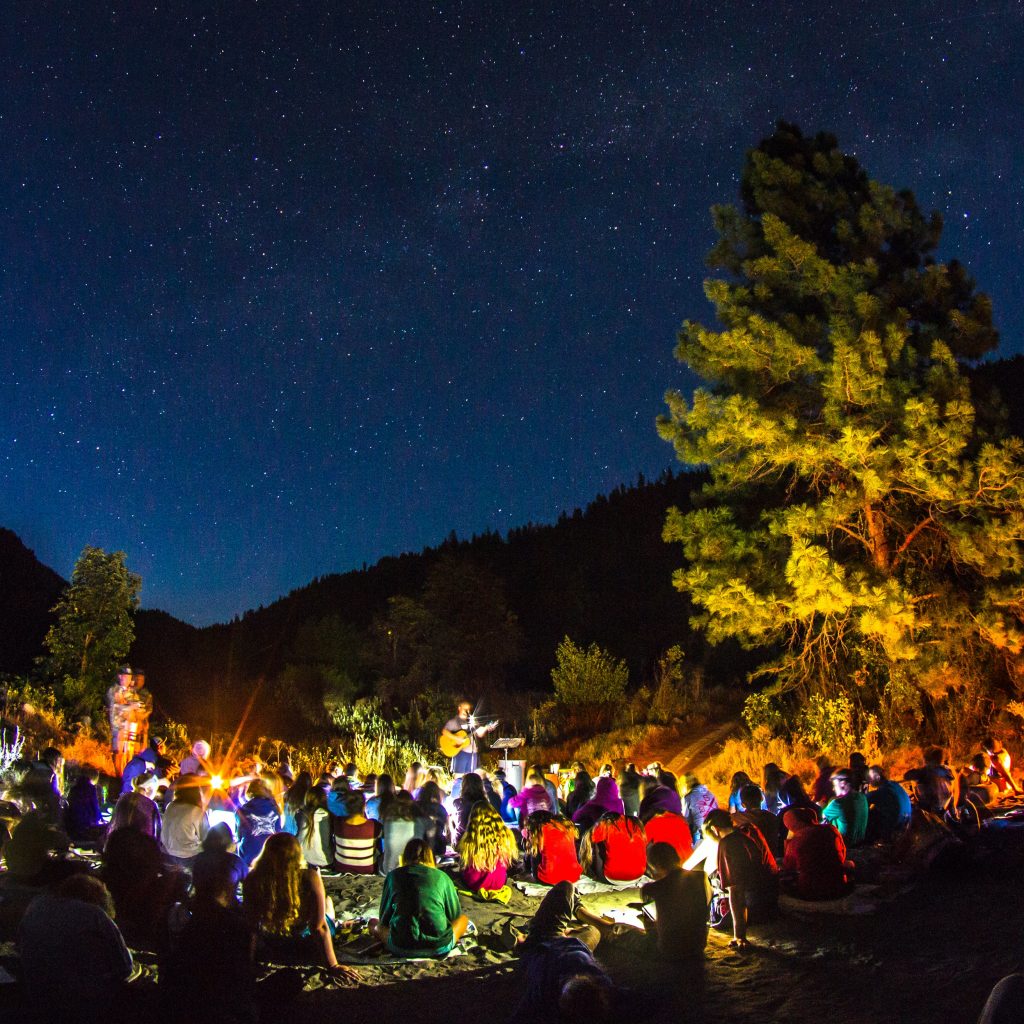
[43,546,141,719]
[658,123,1024,739]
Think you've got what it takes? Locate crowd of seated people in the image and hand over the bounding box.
[0,726,1020,1024]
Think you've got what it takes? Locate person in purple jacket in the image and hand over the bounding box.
[571,776,626,834]
[509,769,555,824]
[638,773,683,819]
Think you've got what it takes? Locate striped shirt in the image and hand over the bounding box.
[334,817,381,874]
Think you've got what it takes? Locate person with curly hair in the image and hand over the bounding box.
[242,832,358,984]
[457,801,518,902]
[522,811,582,886]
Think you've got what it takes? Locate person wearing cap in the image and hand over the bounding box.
[821,769,869,845]
[780,807,850,900]
[120,735,168,795]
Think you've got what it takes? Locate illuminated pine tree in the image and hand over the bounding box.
[658,123,1024,739]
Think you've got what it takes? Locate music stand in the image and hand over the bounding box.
[490,736,525,783]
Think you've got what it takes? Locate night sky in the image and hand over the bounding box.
[2,3,1022,626]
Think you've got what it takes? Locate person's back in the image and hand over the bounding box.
[821,791,869,845]
[866,770,912,841]
[334,791,381,874]
[717,821,779,919]
[64,774,104,843]
[639,782,682,819]
[641,862,710,960]
[236,786,281,866]
[379,861,461,956]
[535,819,582,886]
[643,811,694,862]
[18,875,136,1024]
[583,815,647,883]
[381,812,418,875]
[781,810,848,900]
[162,853,257,1024]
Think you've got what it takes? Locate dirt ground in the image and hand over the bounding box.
[286,832,1024,1024]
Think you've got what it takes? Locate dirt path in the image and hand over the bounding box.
[662,719,741,778]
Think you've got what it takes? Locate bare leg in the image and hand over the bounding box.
[452,914,470,942]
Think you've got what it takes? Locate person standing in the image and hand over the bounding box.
[107,667,153,777]
[441,699,496,776]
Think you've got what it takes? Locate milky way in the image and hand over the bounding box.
[2,2,1022,623]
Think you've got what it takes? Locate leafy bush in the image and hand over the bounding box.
[327,697,435,777]
[742,692,787,736]
[550,637,628,707]
[797,693,858,755]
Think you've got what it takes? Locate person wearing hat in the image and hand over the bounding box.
[106,666,153,776]
[780,807,850,900]
[120,735,168,795]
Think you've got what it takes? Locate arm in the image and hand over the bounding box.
[728,885,748,944]
[307,868,359,983]
[319,812,335,868]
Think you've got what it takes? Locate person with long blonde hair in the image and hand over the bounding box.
[242,832,357,983]
[456,801,518,901]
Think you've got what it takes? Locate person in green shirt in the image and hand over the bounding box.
[821,769,869,846]
[371,837,471,957]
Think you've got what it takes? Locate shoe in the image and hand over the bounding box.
[465,919,478,936]
[497,920,523,951]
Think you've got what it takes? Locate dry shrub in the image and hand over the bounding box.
[699,728,820,806]
[62,733,115,775]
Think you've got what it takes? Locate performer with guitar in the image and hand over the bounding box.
[440,699,498,775]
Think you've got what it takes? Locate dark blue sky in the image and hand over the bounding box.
[2,2,1022,625]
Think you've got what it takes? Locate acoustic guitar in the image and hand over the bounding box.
[439,719,498,758]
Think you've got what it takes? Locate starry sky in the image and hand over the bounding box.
[2,2,1023,626]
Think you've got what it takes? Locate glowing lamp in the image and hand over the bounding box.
[211,774,224,790]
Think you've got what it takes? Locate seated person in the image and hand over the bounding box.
[780,807,850,900]
[492,768,520,824]
[703,809,779,949]
[242,832,358,984]
[865,765,913,841]
[102,826,188,949]
[414,781,450,860]
[108,770,162,841]
[64,766,106,846]
[178,739,211,778]
[820,769,868,845]
[162,776,211,869]
[981,736,1021,796]
[504,880,618,1024]
[904,748,955,814]
[192,822,248,904]
[732,783,783,856]
[682,773,719,844]
[370,837,470,957]
[333,789,382,874]
[236,778,282,867]
[456,801,518,899]
[162,849,258,1024]
[638,774,683,819]
[380,791,420,875]
[18,874,139,1024]
[523,811,582,886]
[641,809,693,861]
[571,776,625,834]
[579,813,647,884]
[638,842,710,960]
[509,770,556,823]
[295,785,335,871]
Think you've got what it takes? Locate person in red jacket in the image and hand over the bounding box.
[780,807,850,900]
[580,814,647,884]
[524,812,582,886]
[641,810,693,861]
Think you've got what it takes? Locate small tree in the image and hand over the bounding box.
[43,546,141,719]
[550,636,628,707]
